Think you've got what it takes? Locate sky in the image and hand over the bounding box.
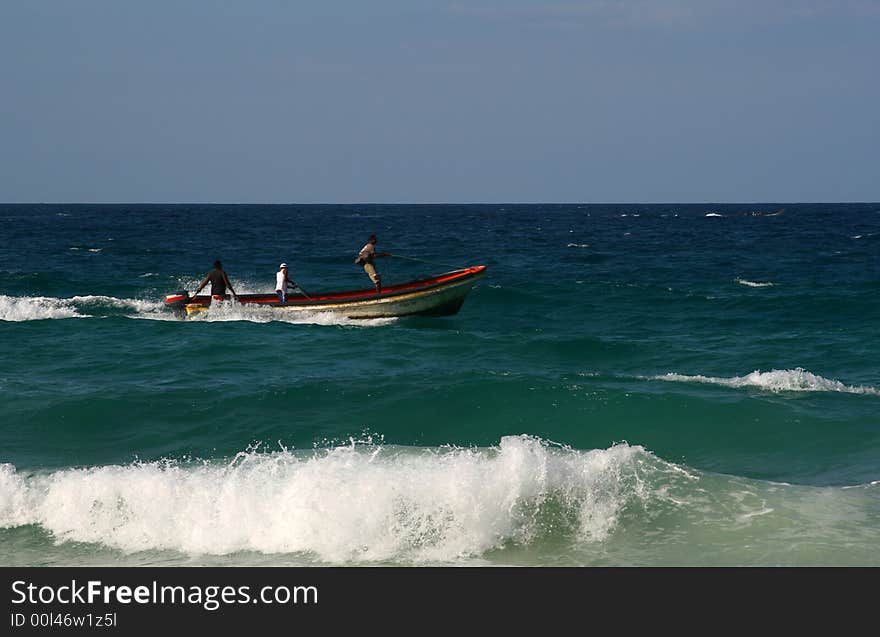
[1,0,878,203]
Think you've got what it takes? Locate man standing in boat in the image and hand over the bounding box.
[275,263,296,302]
[355,234,391,293]
[193,260,237,301]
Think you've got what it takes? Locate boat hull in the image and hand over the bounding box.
[165,266,486,319]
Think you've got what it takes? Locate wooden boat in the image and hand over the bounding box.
[164,265,486,319]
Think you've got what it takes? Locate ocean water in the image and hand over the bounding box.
[1,203,878,566]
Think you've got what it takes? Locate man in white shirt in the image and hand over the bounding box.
[276,263,293,302]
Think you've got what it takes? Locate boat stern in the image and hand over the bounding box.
[164,291,191,318]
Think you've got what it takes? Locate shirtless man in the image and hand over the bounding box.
[193,260,237,300]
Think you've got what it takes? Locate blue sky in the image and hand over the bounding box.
[2,1,878,203]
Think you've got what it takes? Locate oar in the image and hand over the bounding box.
[289,281,312,300]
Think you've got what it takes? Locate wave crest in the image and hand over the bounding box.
[652,368,879,395]
[0,437,667,563]
[734,278,775,288]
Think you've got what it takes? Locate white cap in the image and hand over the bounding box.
[280,263,287,269]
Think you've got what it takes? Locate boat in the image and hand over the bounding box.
[164,265,486,319]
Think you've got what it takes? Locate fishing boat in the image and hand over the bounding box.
[164,265,486,319]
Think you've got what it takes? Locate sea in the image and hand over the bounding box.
[1,203,878,567]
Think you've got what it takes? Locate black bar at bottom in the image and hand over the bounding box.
[1,567,876,631]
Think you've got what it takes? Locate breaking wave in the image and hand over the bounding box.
[651,368,880,395]
[3,435,876,565]
[735,278,775,288]
[0,437,674,562]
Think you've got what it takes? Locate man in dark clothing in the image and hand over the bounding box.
[193,260,237,300]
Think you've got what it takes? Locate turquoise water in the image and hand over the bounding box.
[1,203,879,565]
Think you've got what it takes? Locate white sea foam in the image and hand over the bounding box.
[0,295,166,322]
[0,437,663,562]
[0,293,395,327]
[705,213,723,217]
[0,295,87,321]
[651,368,880,395]
[68,295,164,311]
[187,301,397,327]
[735,278,775,288]
[567,243,590,248]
